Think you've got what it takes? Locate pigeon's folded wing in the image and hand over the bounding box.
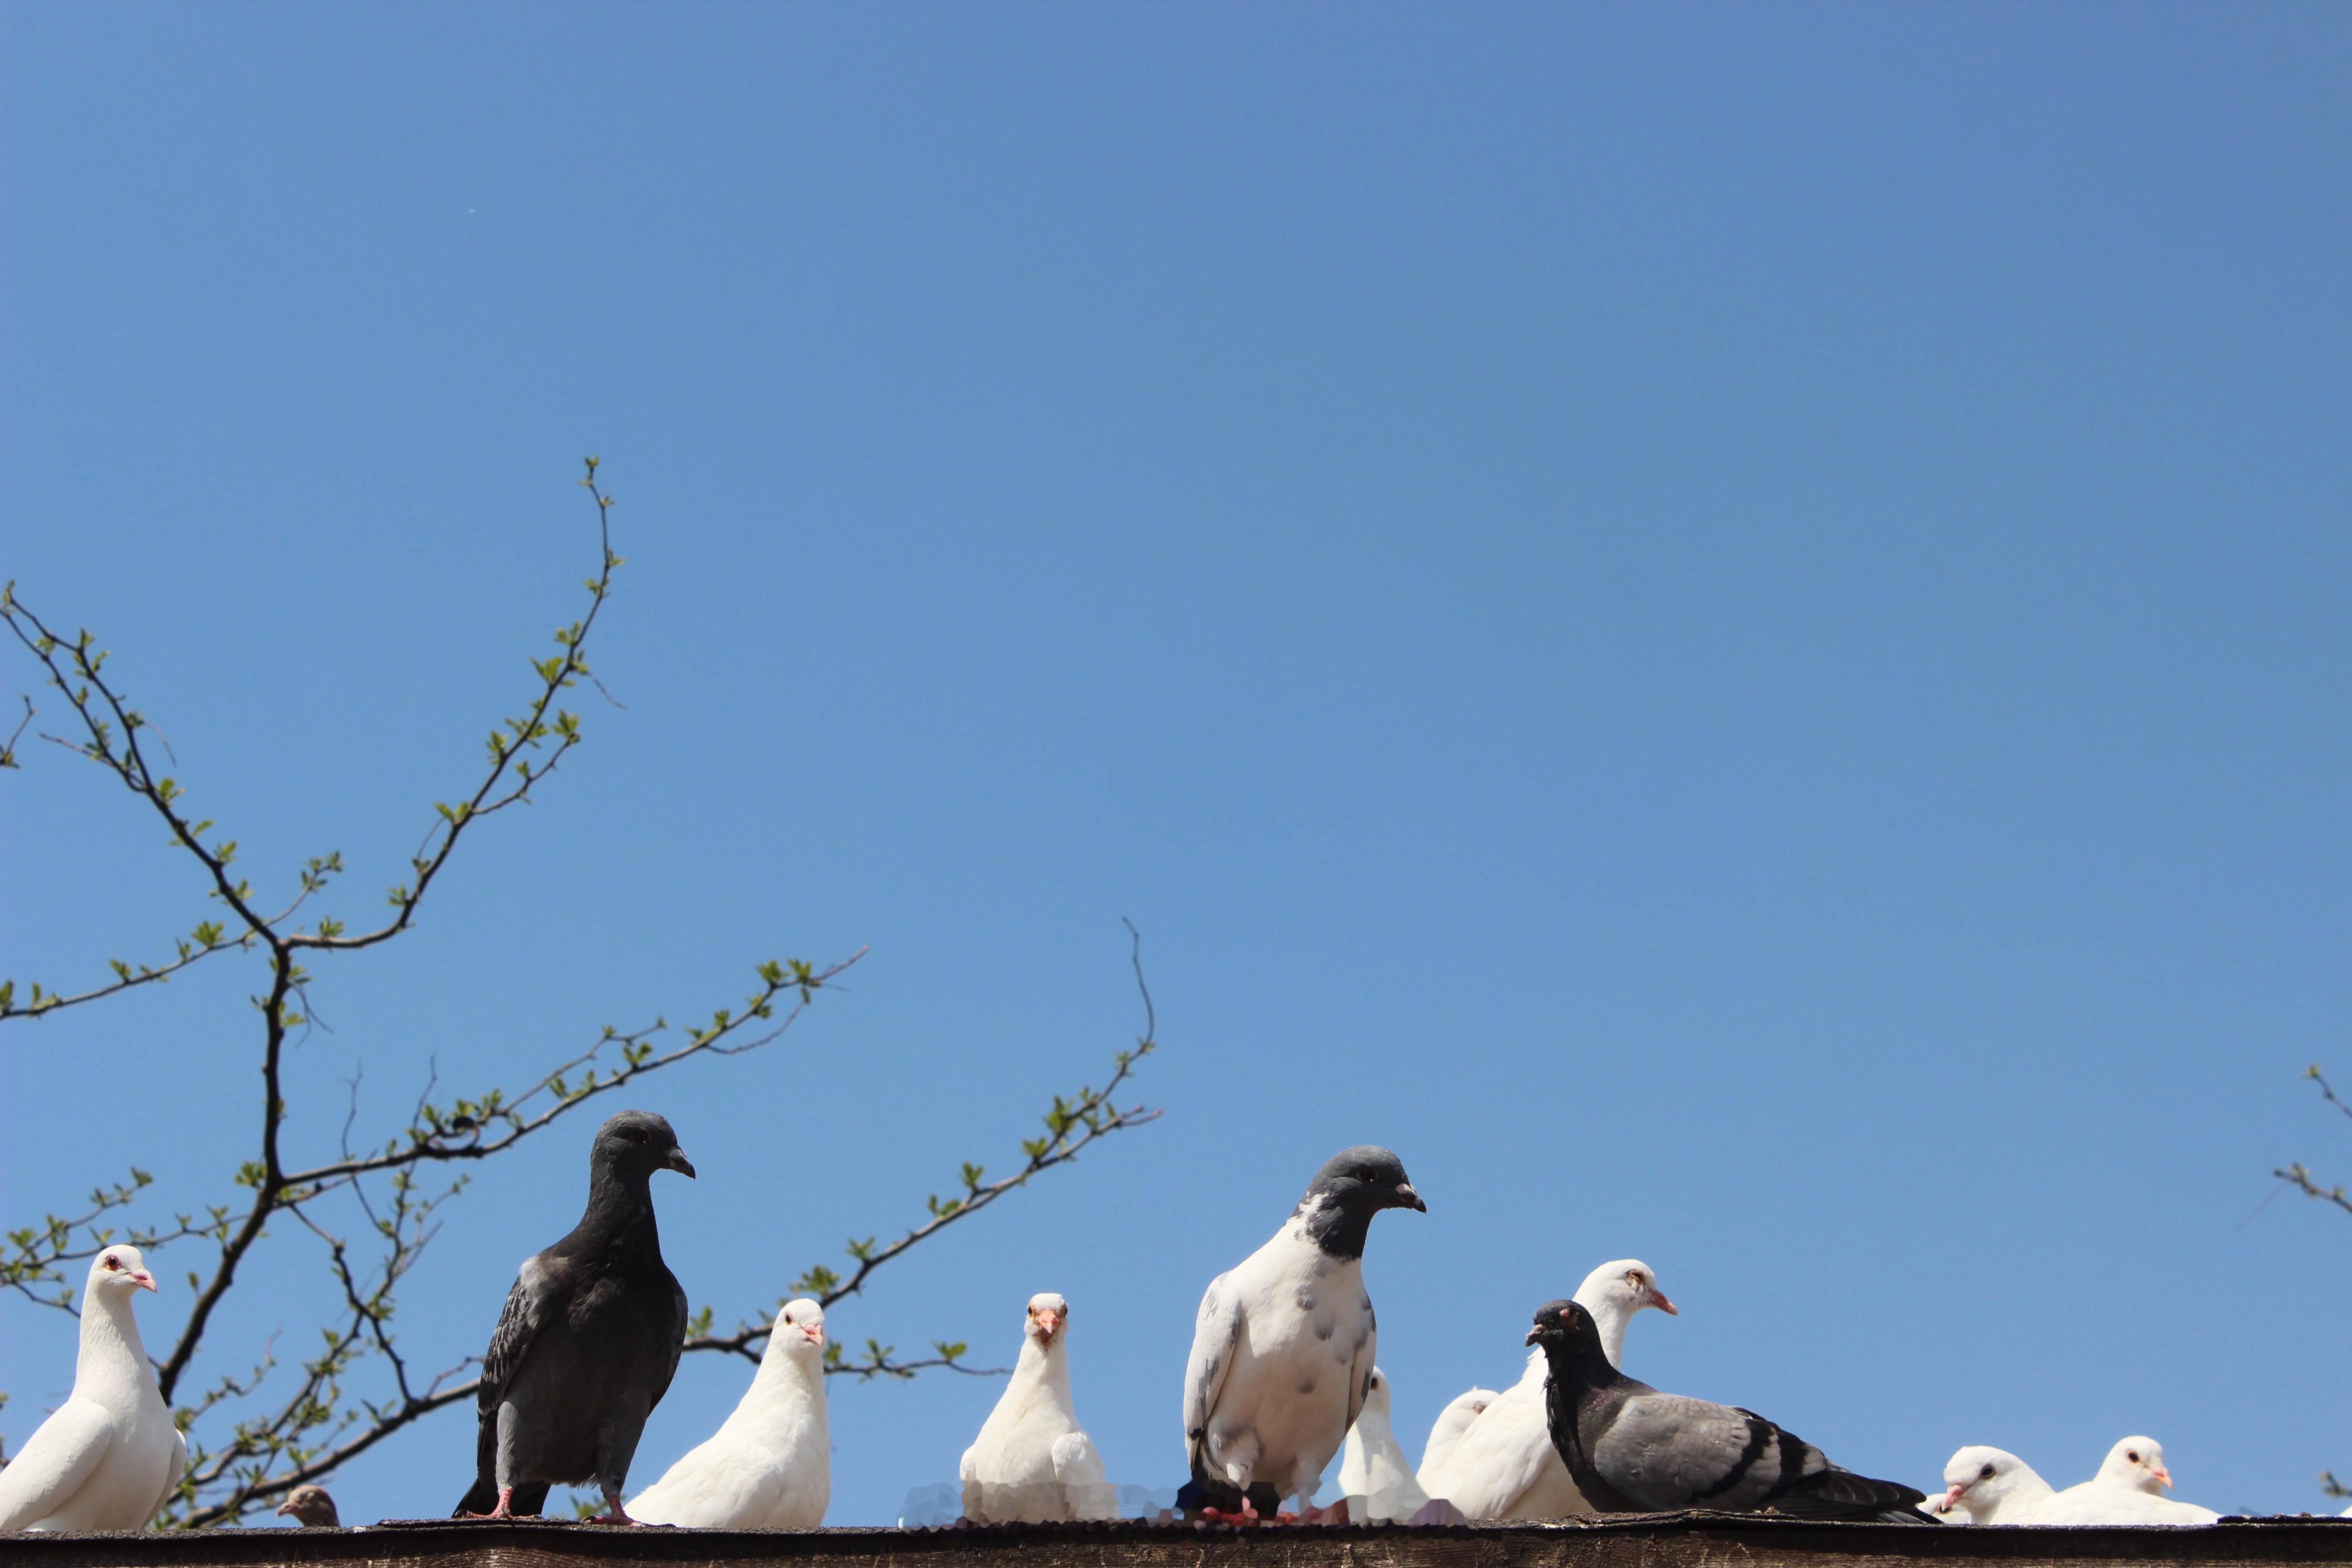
[632,1440,776,1527]
[1051,1431,1107,1489]
[1593,1392,1783,1510]
[1182,1275,1244,1472]
[1344,1317,1377,1437]
[1432,1397,1553,1517]
[478,1262,550,1411]
[0,1401,113,1532]
[146,1426,188,1525]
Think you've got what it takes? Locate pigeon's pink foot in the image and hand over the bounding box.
[465,1486,519,1519]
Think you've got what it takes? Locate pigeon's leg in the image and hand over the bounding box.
[464,1486,518,1519]
[589,1480,641,1526]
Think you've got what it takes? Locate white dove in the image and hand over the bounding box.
[1941,1446,2217,1525]
[625,1298,829,1528]
[960,1293,1115,1521]
[1419,1258,1675,1519]
[1336,1367,1430,1521]
[2055,1436,2176,1501]
[0,1246,185,1533]
[1414,1387,1497,1490]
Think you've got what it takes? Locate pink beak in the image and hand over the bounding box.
[2151,1467,2172,1490]
[801,1324,825,1348]
[132,1272,158,1293]
[1941,1484,1967,1511]
[1036,1313,1062,1338]
[1649,1289,1678,1317]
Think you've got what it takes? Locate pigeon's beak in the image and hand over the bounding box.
[1941,1484,1968,1510]
[1649,1288,1678,1316]
[2152,1467,2173,1490]
[132,1270,158,1293]
[1524,1324,1544,1347]
[664,1147,696,1178]
[1394,1182,1426,1212]
[802,1323,825,1347]
[1036,1310,1062,1338]
[274,1499,297,1519]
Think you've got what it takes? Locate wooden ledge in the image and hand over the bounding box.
[2,1513,2347,1568]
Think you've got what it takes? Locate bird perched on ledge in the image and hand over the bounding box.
[1180,1145,1426,1520]
[274,1485,341,1528]
[0,1247,185,1534]
[627,1298,830,1528]
[960,1292,1115,1522]
[1527,1298,1928,1522]
[454,1110,696,1524]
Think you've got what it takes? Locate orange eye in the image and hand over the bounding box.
[103,1255,121,1270]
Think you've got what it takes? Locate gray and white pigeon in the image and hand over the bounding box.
[454,1109,695,1522]
[1415,1389,1497,1487]
[1181,1146,1426,1519]
[273,1485,341,1528]
[1421,1259,1676,1518]
[959,1293,1115,1522]
[0,1246,185,1533]
[1527,1298,1927,1520]
[626,1298,829,1528]
[1336,1368,1430,1521]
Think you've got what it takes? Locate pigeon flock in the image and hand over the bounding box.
[1,1121,2342,1533]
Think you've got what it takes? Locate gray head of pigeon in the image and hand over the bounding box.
[592,1110,696,1181]
[1296,1146,1426,1258]
[1524,1298,1612,1375]
[275,1485,341,1528]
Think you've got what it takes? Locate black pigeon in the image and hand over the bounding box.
[454,1110,696,1522]
[1524,1299,1930,1521]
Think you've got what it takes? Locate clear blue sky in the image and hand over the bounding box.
[4,1,2350,1529]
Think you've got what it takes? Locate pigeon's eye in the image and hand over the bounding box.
[102,1254,121,1270]
[2127,1451,2141,1464]
[1979,1465,1996,1480]
[1353,1167,1374,1182]
[628,1128,650,1144]
[783,1314,794,1325]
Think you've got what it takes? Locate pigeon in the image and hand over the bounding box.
[1940,1446,2217,1525]
[454,1109,695,1522]
[627,1298,830,1528]
[1414,1389,1497,1487]
[1526,1298,1927,1520]
[2056,1436,2176,1501]
[958,1293,1116,1522]
[1181,1146,1426,1518]
[1939,1448,2054,1524]
[0,1246,185,1534]
[1420,1259,1676,1519]
[1336,1368,1431,1521]
[274,1485,341,1528]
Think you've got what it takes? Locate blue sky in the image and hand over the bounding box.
[4,0,2350,1529]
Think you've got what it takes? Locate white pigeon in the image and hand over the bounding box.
[625,1298,829,1529]
[1182,1146,1426,1518]
[2055,1436,2176,1501]
[1414,1387,1497,1488]
[1941,1446,2217,1525]
[0,1246,185,1533]
[958,1292,1115,1522]
[1418,1258,1676,1519]
[1938,1447,2056,1524]
[1336,1367,1430,1521]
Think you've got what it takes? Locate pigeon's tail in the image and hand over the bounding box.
[1765,1469,1929,1520]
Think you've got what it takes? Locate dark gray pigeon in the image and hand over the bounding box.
[1179,1146,1426,1520]
[1525,1299,1929,1521]
[454,1110,696,1522]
